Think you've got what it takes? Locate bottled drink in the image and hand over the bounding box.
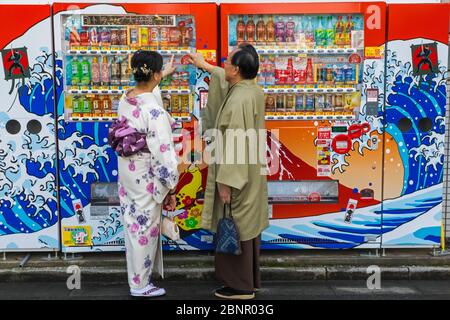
[265,94,276,112]
[256,15,266,44]
[69,26,81,46]
[180,95,190,113]
[334,65,345,85]
[275,16,285,43]
[70,57,82,86]
[324,94,334,111]
[286,57,294,84]
[245,15,256,43]
[326,16,335,48]
[237,15,246,44]
[335,16,344,47]
[171,95,180,113]
[150,27,159,46]
[111,57,121,86]
[345,15,354,47]
[285,16,296,43]
[266,15,275,44]
[82,96,93,114]
[305,17,315,48]
[72,96,83,113]
[315,16,325,48]
[170,27,181,46]
[119,28,128,46]
[306,58,314,84]
[102,96,112,114]
[335,93,344,111]
[101,56,110,86]
[91,56,100,86]
[80,57,91,86]
[92,95,103,114]
[120,57,130,86]
[129,26,139,47]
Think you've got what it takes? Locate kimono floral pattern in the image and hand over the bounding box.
[117,90,179,290]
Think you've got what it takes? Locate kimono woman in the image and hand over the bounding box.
[114,50,179,297]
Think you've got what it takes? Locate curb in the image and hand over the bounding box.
[3,265,450,282]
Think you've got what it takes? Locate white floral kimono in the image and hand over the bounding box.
[117,89,179,290]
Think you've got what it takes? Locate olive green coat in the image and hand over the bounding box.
[201,67,269,241]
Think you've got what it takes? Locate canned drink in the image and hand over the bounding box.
[112,98,120,113]
[119,28,128,46]
[335,93,344,111]
[100,27,111,46]
[149,27,159,46]
[180,95,190,113]
[325,94,334,111]
[129,26,139,46]
[305,94,315,111]
[171,95,180,113]
[89,27,98,46]
[180,71,189,86]
[276,94,285,112]
[286,94,295,111]
[111,29,120,46]
[315,94,325,111]
[140,27,149,46]
[295,94,305,111]
[80,28,89,46]
[172,72,180,86]
[169,27,181,46]
[159,27,169,46]
[265,94,276,112]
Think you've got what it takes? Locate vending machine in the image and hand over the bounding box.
[0,4,60,252]
[53,3,217,253]
[221,2,389,249]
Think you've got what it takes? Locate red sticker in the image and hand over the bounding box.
[180,55,191,65]
[349,53,362,64]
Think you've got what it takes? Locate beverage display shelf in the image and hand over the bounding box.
[65,48,193,56]
[230,47,358,55]
[69,115,192,122]
[66,87,192,95]
[265,113,355,121]
[263,87,357,94]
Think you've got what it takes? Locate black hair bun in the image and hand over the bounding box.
[130,50,163,83]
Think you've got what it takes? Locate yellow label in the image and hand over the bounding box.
[198,49,217,64]
[63,226,92,247]
[365,46,383,59]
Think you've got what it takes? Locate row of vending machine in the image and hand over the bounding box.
[0,2,449,253]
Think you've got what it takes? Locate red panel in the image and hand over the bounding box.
[0,4,51,49]
[220,2,386,61]
[53,2,218,59]
[387,4,450,44]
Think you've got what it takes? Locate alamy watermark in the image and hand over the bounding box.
[366,265,381,290]
[66,265,81,290]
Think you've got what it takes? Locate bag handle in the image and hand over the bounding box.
[222,195,233,219]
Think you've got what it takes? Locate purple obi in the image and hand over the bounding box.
[108,117,148,157]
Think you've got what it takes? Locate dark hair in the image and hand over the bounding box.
[131,50,163,83]
[231,43,260,80]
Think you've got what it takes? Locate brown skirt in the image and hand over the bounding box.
[215,235,261,292]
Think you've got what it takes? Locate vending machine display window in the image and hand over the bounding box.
[60,14,197,123]
[228,14,364,120]
[268,180,339,203]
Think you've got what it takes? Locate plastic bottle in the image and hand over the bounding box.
[91,56,100,86]
[266,15,275,44]
[285,16,296,43]
[306,58,314,84]
[275,16,285,43]
[335,16,344,47]
[101,56,110,86]
[326,16,335,48]
[305,17,315,48]
[345,15,354,47]
[70,57,82,86]
[120,57,130,86]
[315,16,324,47]
[82,96,92,114]
[256,15,266,44]
[80,57,91,86]
[246,15,256,43]
[237,15,246,44]
[111,57,121,86]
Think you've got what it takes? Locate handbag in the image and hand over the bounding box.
[161,216,180,241]
[215,202,242,255]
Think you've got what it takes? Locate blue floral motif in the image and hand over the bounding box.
[144,255,152,269]
[149,109,161,119]
[137,215,148,226]
[158,166,170,179]
[130,204,136,214]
